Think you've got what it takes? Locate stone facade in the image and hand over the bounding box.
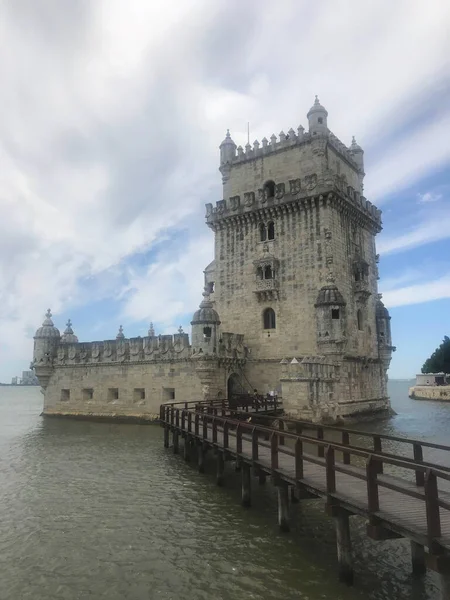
[32,97,395,423]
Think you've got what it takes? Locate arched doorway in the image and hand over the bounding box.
[227,373,243,408]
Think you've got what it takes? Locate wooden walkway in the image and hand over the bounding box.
[160,400,450,596]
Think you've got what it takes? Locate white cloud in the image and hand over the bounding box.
[382,275,450,308]
[1,0,450,378]
[417,191,443,203]
[378,206,450,255]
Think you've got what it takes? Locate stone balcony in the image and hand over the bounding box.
[254,278,279,302]
[353,279,371,301]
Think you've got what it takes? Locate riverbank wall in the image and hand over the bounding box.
[409,386,450,401]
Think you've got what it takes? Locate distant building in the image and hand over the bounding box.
[11,376,19,385]
[21,370,39,385]
[415,373,450,386]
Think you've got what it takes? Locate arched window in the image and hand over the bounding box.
[203,326,212,339]
[257,267,263,279]
[318,117,323,124]
[263,180,275,199]
[263,308,276,329]
[267,221,275,240]
[264,265,273,279]
[357,309,363,331]
[259,223,267,241]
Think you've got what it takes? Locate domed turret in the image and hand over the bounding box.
[33,309,60,365]
[375,296,392,346]
[60,319,78,344]
[191,287,221,355]
[307,95,328,135]
[315,285,346,307]
[315,282,347,353]
[219,129,237,166]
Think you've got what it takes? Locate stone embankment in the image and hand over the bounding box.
[409,386,450,401]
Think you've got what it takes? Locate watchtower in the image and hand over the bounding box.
[204,97,394,419]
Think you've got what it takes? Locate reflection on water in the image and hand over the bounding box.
[0,381,448,600]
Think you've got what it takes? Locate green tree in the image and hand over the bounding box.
[422,336,450,373]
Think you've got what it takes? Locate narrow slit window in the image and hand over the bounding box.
[357,309,363,331]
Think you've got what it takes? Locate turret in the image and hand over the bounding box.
[315,279,347,354]
[191,287,221,355]
[33,309,60,365]
[307,95,328,135]
[219,130,236,198]
[116,325,125,340]
[60,319,78,344]
[33,309,60,388]
[350,136,365,192]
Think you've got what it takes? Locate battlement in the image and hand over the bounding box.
[49,333,191,366]
[222,129,360,172]
[206,175,381,230]
[280,356,341,381]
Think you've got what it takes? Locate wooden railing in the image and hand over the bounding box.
[160,404,450,551]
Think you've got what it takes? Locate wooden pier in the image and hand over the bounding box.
[160,399,450,598]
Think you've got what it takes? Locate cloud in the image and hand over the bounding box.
[378,205,450,255]
[417,191,443,203]
[1,0,450,378]
[382,274,450,308]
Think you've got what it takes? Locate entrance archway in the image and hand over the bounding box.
[227,373,243,408]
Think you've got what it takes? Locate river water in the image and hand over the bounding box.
[0,381,449,600]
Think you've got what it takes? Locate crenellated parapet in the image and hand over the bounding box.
[54,333,192,366]
[281,355,341,382]
[206,185,382,233]
[222,128,360,172]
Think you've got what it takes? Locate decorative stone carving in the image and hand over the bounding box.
[257,188,264,203]
[216,200,226,214]
[205,203,213,217]
[130,338,143,361]
[68,345,78,362]
[91,343,101,362]
[275,183,285,199]
[229,195,240,210]
[57,346,66,365]
[305,174,318,191]
[289,179,301,195]
[244,191,255,207]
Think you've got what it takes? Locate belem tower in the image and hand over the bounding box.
[32,97,395,424]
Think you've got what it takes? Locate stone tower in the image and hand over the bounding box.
[204,97,394,421]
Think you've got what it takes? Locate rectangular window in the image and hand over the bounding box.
[61,389,70,402]
[134,388,145,402]
[331,309,340,320]
[163,387,175,402]
[82,388,93,401]
[107,388,119,402]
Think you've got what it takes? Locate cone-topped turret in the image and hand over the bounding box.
[34,309,60,339]
[219,129,237,165]
[60,319,78,344]
[116,325,125,340]
[307,95,328,135]
[191,287,221,355]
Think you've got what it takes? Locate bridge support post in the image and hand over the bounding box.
[259,472,266,485]
[290,486,299,504]
[164,426,170,448]
[440,573,450,600]
[183,437,191,462]
[173,430,179,454]
[334,509,353,585]
[216,451,224,486]
[411,541,426,576]
[197,444,205,473]
[241,464,251,507]
[277,482,290,532]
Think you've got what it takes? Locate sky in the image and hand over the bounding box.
[0,0,449,381]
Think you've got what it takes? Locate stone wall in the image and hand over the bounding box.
[409,386,450,402]
[43,360,204,421]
